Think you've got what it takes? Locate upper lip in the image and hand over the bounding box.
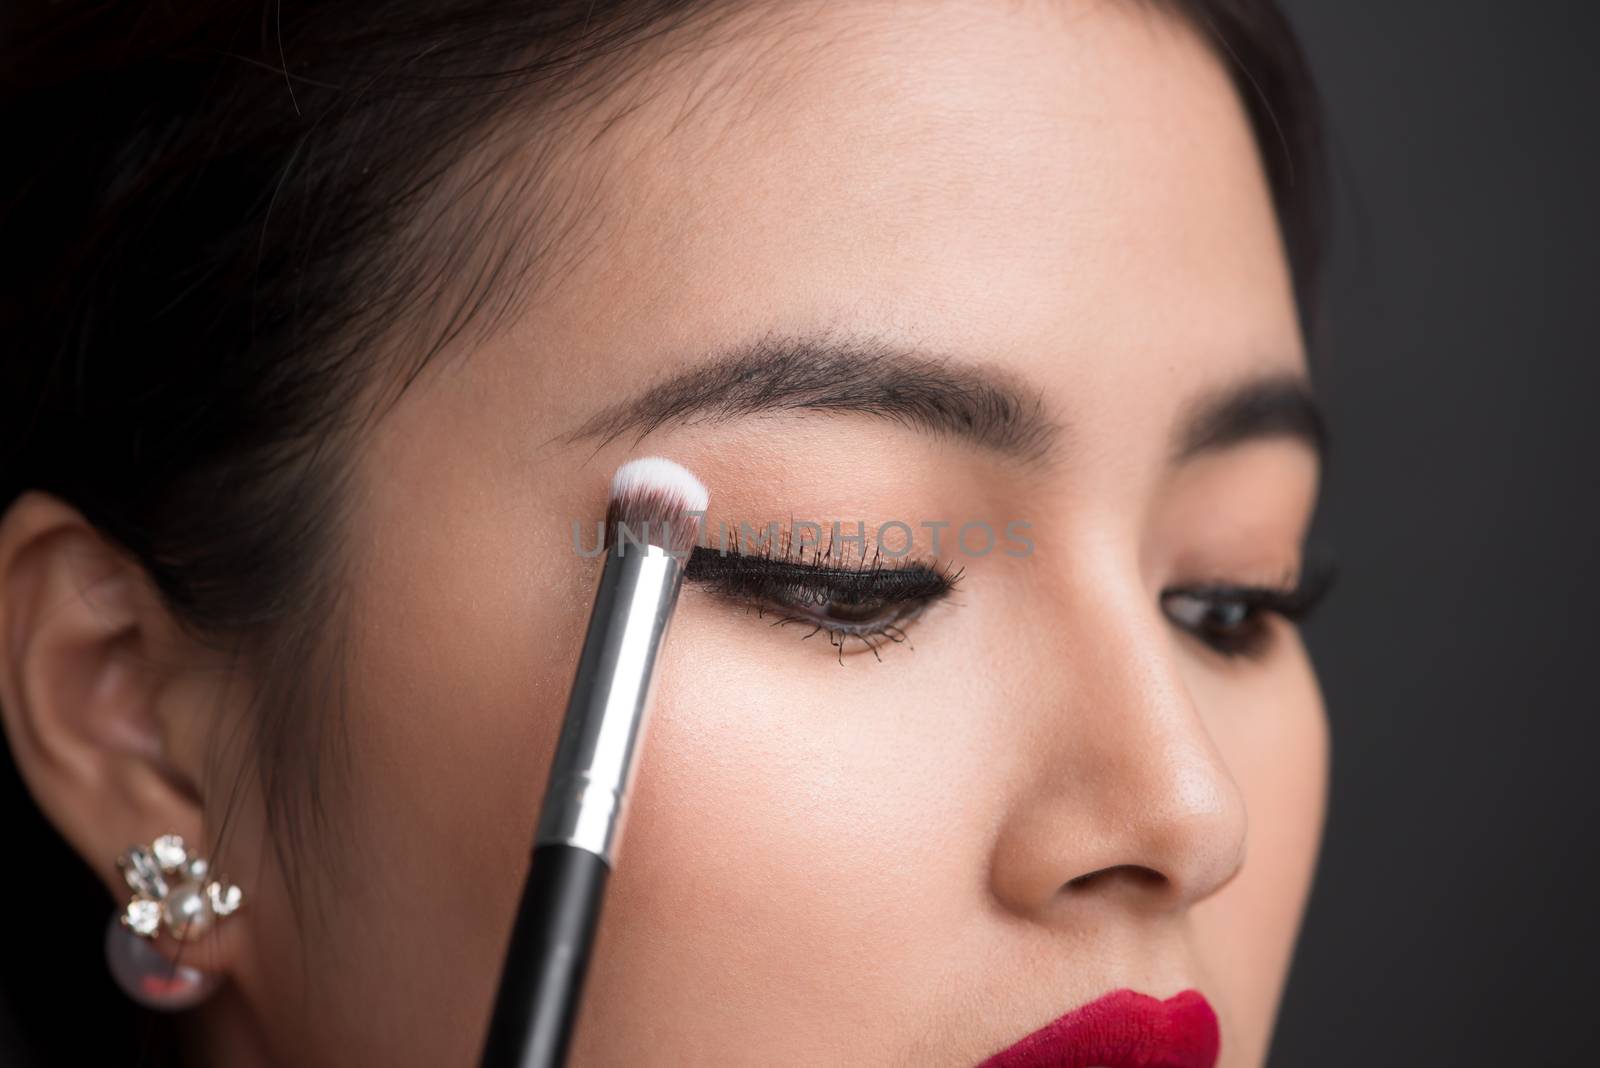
[974,988,1219,1068]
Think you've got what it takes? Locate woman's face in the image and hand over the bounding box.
[215,2,1327,1064]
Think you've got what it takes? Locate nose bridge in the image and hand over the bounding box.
[988,560,1248,919]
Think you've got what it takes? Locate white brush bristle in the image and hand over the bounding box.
[605,457,709,554]
[608,457,709,514]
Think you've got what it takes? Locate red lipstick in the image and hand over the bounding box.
[976,988,1219,1068]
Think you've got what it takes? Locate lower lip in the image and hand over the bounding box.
[975,988,1220,1068]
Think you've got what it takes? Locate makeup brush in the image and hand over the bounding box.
[480,457,707,1068]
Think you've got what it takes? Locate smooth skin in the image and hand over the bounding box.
[0,1,1327,1064]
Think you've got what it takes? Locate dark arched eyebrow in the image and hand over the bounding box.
[1173,373,1327,464]
[560,330,1323,469]
[560,331,1063,463]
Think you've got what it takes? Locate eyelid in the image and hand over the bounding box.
[1164,554,1338,618]
[688,548,954,589]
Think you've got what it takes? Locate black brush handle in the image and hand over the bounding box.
[480,843,611,1068]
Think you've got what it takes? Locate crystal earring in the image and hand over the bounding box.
[105,834,243,1011]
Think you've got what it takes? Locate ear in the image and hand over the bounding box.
[0,490,246,973]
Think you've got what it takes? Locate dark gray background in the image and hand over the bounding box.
[1272,2,1598,1064]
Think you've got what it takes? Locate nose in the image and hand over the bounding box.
[987,576,1248,920]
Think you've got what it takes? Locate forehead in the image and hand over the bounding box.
[484,0,1303,455]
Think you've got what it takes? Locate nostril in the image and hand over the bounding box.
[1065,864,1167,893]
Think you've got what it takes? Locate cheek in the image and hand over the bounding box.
[282,503,598,1065]
[1187,635,1329,1064]
[572,617,999,1060]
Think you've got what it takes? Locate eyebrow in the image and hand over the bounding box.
[1173,373,1327,464]
[562,330,1325,467]
[562,331,1062,463]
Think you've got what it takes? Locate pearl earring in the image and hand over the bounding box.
[105,834,243,1011]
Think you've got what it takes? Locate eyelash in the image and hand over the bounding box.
[1159,557,1338,658]
[684,546,963,662]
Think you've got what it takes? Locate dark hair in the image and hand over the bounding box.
[0,1,1326,1063]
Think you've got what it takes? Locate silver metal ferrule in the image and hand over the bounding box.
[534,545,688,862]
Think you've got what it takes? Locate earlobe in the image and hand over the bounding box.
[0,491,242,980]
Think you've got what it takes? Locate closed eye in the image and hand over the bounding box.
[684,546,962,662]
